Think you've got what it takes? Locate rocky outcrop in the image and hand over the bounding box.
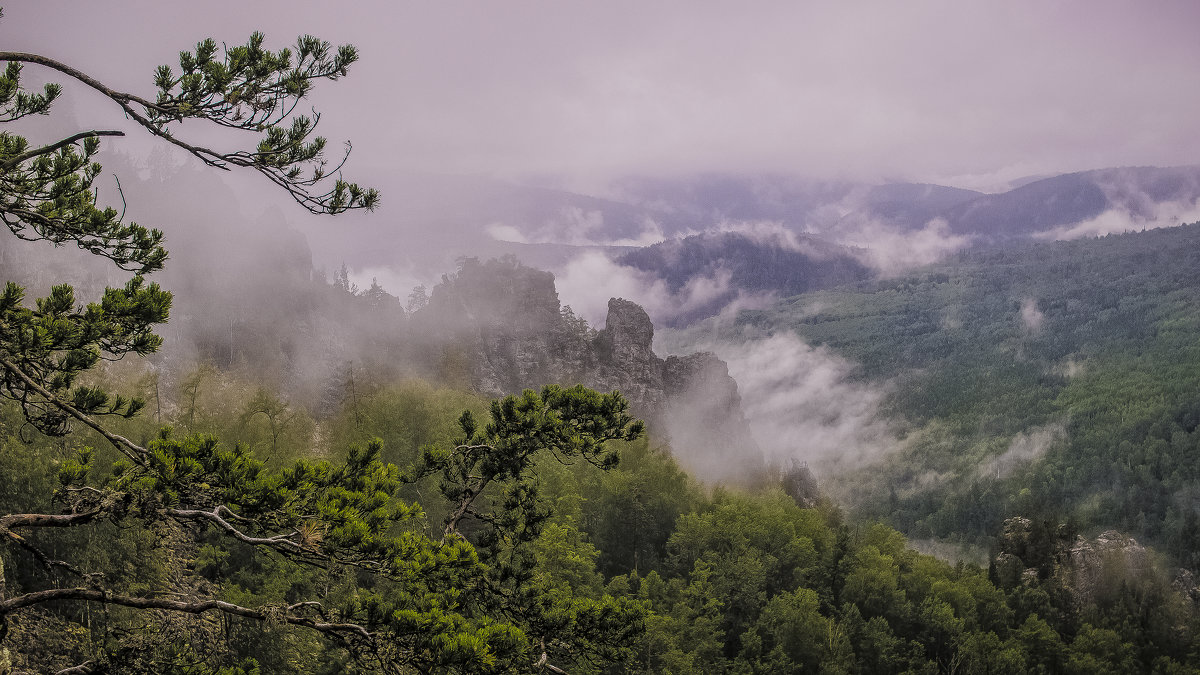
[659,350,760,482]
[414,260,758,479]
[664,352,745,416]
[989,516,1074,589]
[591,299,665,412]
[1065,530,1150,605]
[417,257,575,394]
[988,516,1183,610]
[590,300,753,462]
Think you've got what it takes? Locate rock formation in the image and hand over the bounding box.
[591,298,666,412]
[412,259,759,480]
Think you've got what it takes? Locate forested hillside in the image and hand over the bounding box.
[616,231,871,325]
[8,358,1200,672]
[675,222,1200,571]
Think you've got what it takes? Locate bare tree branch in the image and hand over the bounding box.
[166,506,306,554]
[0,52,163,111]
[0,510,102,531]
[0,130,125,170]
[0,588,373,642]
[2,531,87,578]
[0,509,105,576]
[444,474,492,538]
[0,356,148,465]
[536,639,571,674]
[54,661,97,675]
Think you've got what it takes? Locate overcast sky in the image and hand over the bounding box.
[5,1,1199,191]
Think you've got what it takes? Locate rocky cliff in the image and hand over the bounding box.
[413,258,758,479]
[591,298,666,411]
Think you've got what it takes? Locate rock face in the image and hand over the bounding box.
[414,260,758,479]
[1066,530,1150,605]
[659,350,760,483]
[590,300,755,474]
[415,257,586,394]
[663,352,744,414]
[989,516,1177,608]
[592,300,760,482]
[592,299,665,412]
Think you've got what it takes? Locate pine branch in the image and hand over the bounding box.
[0,130,125,170]
[0,356,148,465]
[0,588,373,642]
[166,505,306,554]
[0,50,377,214]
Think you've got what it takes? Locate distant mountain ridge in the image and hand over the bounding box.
[854,182,985,231]
[292,165,1200,331]
[618,230,869,294]
[302,165,1200,277]
[944,165,1200,237]
[616,230,872,325]
[608,166,1200,240]
[606,173,986,234]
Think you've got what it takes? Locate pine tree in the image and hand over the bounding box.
[0,19,377,439]
[0,16,646,672]
[0,17,628,672]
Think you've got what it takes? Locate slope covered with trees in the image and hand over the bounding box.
[7,369,1200,672]
[688,222,1200,571]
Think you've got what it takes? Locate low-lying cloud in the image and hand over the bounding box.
[1034,197,1200,241]
[1020,298,1045,333]
[487,207,666,248]
[836,218,973,276]
[554,250,774,327]
[696,333,898,473]
[977,422,1065,480]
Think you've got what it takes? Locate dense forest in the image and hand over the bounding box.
[8,368,1200,673]
[668,223,1200,569]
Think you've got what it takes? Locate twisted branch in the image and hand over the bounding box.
[0,588,372,642]
[166,505,305,554]
[0,356,148,465]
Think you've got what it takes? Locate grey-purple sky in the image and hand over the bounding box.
[5,1,1199,190]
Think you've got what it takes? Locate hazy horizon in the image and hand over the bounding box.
[6,1,1199,193]
[7,1,1200,328]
